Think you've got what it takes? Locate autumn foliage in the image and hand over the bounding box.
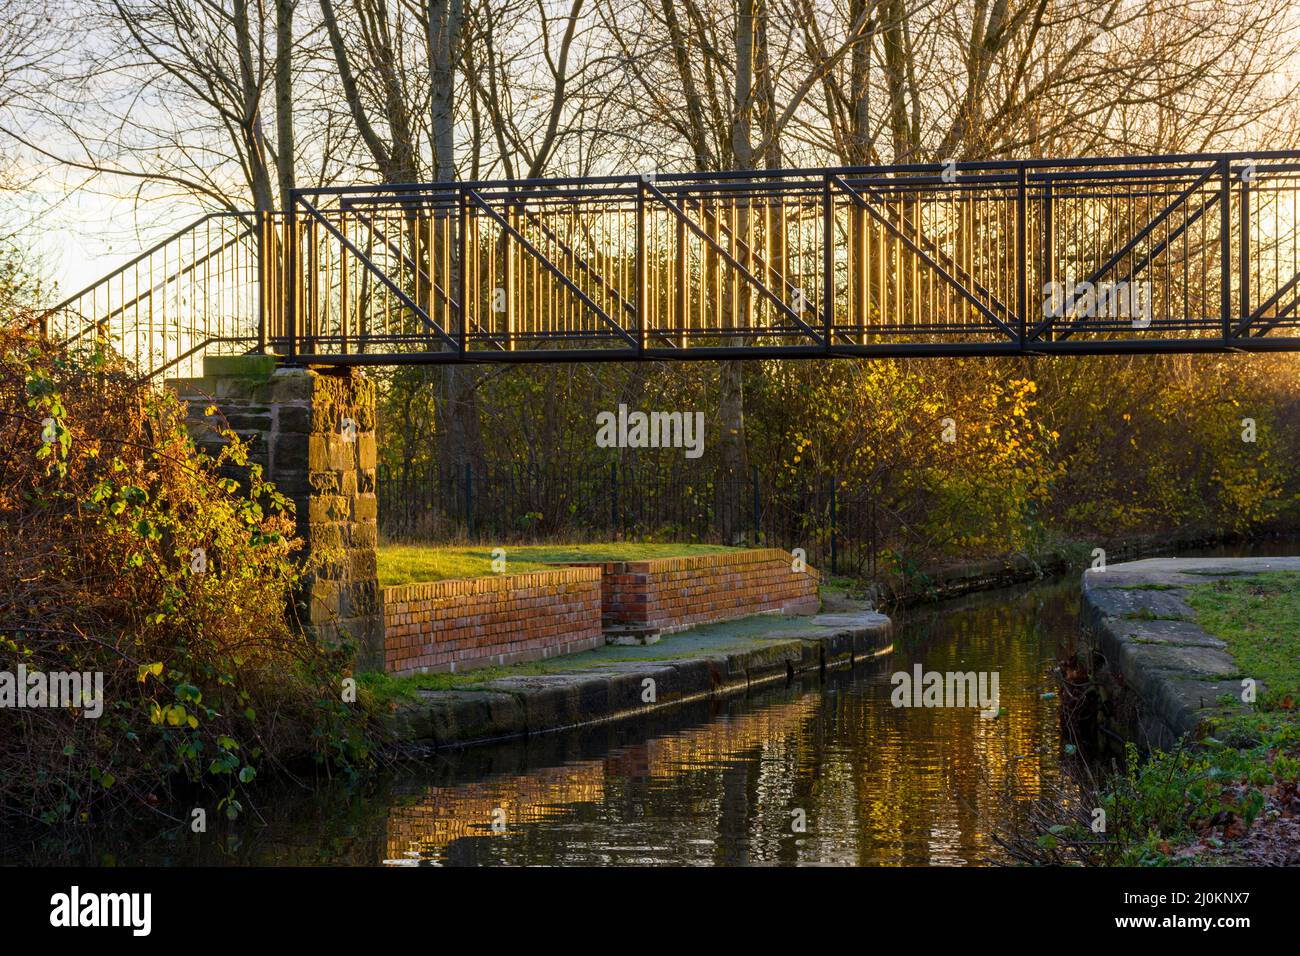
[0,319,368,829]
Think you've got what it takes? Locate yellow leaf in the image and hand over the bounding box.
[137,661,164,683]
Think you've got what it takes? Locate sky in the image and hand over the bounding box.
[9,0,1300,302]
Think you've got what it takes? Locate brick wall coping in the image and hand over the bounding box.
[382,564,601,602]
[560,548,811,575]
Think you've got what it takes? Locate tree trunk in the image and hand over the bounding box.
[275,0,296,206]
[428,0,485,488]
[717,0,760,544]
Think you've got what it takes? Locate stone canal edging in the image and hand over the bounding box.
[1079,557,1300,750]
[870,529,1284,609]
[383,606,891,748]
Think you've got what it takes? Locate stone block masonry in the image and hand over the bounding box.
[382,567,603,674]
[1079,556,1300,751]
[581,548,820,642]
[167,357,382,669]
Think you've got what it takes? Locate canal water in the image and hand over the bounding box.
[24,537,1297,866]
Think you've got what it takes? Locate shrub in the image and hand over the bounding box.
[0,319,371,828]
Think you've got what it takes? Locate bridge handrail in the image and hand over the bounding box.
[44,211,256,317]
[295,149,1300,201]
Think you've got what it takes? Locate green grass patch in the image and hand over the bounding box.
[358,662,560,702]
[376,542,739,586]
[1122,608,1185,621]
[1185,571,1300,720]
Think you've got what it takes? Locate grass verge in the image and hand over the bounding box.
[376,542,739,586]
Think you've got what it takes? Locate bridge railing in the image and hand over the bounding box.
[288,152,1300,362]
[39,211,286,379]
[41,151,1300,376]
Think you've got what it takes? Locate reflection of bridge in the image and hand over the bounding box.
[43,152,1300,378]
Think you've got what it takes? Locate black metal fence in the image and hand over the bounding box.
[377,460,881,577]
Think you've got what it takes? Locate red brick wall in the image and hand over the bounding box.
[580,549,820,635]
[382,567,603,674]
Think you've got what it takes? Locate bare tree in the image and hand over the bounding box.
[1,1,294,213]
[786,0,1300,165]
[601,0,869,540]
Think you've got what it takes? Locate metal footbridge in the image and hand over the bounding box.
[41,151,1300,377]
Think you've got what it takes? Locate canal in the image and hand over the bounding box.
[25,537,1296,866]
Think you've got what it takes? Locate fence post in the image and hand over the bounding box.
[751,465,760,545]
[870,495,878,580]
[830,475,839,576]
[285,192,298,359]
[464,461,474,539]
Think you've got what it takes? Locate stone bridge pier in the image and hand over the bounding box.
[168,355,382,670]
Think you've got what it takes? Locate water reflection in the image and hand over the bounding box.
[13,574,1087,867]
[381,576,1081,866]
[14,536,1299,866]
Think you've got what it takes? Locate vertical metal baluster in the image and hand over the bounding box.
[1042,178,1054,341]
[1016,164,1027,347]
[1240,163,1251,325]
[459,187,469,355]
[286,192,298,358]
[1220,157,1232,340]
[822,175,833,349]
[681,199,691,348]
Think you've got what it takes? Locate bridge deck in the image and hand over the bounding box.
[43,152,1300,377]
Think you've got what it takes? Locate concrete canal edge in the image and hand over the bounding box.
[1079,556,1300,750]
[383,606,892,749]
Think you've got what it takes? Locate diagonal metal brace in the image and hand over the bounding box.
[1241,264,1300,337]
[1031,164,1217,340]
[846,178,1015,323]
[1245,284,1300,337]
[348,214,506,351]
[1054,188,1222,341]
[829,175,1020,341]
[641,181,825,344]
[297,196,459,350]
[466,189,638,348]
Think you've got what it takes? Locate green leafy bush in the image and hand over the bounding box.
[0,320,371,828]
